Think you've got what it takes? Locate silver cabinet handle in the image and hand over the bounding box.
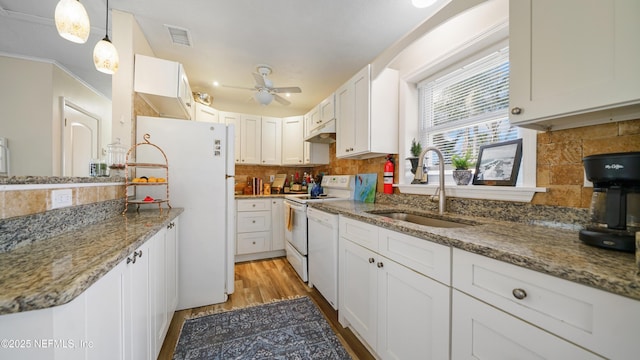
[512,288,527,300]
[377,262,384,268]
[127,257,134,264]
[511,107,523,115]
[368,257,375,264]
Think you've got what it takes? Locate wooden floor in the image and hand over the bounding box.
[158,257,374,360]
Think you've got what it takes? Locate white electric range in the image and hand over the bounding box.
[283,175,355,282]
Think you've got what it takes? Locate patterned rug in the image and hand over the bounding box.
[172,296,352,360]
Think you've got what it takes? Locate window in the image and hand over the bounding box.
[417,47,516,168]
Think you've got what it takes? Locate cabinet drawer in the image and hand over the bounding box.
[237,232,270,254]
[452,248,640,359]
[237,211,271,232]
[379,228,451,285]
[339,216,379,251]
[237,199,271,212]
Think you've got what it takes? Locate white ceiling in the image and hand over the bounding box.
[0,0,446,116]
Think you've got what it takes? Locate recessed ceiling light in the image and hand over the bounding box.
[213,81,219,87]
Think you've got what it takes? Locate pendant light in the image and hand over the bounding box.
[54,0,90,44]
[93,0,119,74]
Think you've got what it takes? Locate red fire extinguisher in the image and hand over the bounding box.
[383,155,394,194]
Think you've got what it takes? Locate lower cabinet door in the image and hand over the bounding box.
[237,232,271,254]
[124,241,151,360]
[377,258,450,360]
[451,290,604,360]
[339,240,378,349]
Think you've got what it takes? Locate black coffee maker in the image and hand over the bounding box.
[579,152,640,252]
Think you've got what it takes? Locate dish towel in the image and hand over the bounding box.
[285,202,294,231]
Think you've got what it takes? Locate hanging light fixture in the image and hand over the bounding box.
[411,0,437,8]
[93,0,119,74]
[54,0,91,44]
[255,89,273,105]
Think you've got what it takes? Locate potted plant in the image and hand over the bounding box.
[407,138,423,174]
[451,151,475,185]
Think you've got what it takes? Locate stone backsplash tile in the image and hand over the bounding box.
[550,164,584,185]
[4,190,47,218]
[619,119,640,135]
[583,133,640,156]
[77,186,99,205]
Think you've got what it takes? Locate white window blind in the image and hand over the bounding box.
[418,47,516,167]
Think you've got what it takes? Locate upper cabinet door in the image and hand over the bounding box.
[509,0,640,130]
[282,116,304,165]
[240,114,261,164]
[260,117,282,165]
[194,103,219,123]
[221,112,242,164]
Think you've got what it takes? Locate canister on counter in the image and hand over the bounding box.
[263,183,271,195]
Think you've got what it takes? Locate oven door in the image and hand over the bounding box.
[283,199,308,255]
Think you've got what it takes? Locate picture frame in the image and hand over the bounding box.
[472,139,523,186]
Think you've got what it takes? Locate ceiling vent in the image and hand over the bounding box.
[165,25,192,47]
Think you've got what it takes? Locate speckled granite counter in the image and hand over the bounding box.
[311,201,640,301]
[0,208,183,315]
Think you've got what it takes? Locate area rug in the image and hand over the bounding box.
[172,296,352,360]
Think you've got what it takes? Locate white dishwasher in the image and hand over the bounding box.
[307,206,339,310]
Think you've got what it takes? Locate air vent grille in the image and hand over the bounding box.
[165,25,191,47]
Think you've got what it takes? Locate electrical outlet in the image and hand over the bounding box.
[51,189,73,209]
[269,174,275,183]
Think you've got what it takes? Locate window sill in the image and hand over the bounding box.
[395,184,546,202]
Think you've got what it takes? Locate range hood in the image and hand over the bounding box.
[304,119,336,144]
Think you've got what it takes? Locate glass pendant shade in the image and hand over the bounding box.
[54,0,90,44]
[93,37,120,74]
[412,0,437,8]
[255,90,273,105]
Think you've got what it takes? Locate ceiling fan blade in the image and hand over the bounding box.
[222,84,255,91]
[252,72,267,88]
[274,94,291,106]
[272,86,302,94]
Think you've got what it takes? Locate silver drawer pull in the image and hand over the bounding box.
[368,257,375,264]
[377,262,384,268]
[512,288,527,300]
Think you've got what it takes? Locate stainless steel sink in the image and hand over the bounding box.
[372,212,471,228]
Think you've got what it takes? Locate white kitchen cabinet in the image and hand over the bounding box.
[338,216,451,359]
[260,116,282,165]
[304,106,320,138]
[194,102,220,123]
[336,64,398,159]
[452,248,640,359]
[319,93,335,124]
[270,198,285,251]
[239,114,261,164]
[133,54,193,120]
[125,241,151,360]
[235,199,286,261]
[0,219,179,360]
[282,115,305,164]
[452,290,603,360]
[282,115,329,165]
[165,219,179,322]
[509,0,640,130]
[220,111,242,164]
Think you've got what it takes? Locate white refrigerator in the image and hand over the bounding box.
[137,116,235,310]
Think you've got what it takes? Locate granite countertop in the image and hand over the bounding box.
[235,194,288,199]
[0,208,183,315]
[311,201,640,301]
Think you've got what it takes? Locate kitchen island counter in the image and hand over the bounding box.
[311,200,640,301]
[0,208,183,315]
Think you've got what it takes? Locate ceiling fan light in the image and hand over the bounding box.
[54,0,91,44]
[411,0,437,8]
[255,90,273,105]
[93,37,120,74]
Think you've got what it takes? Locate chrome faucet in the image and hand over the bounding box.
[413,146,446,214]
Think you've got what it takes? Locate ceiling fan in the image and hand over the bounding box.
[224,64,302,106]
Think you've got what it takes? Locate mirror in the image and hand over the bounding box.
[0,55,112,178]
